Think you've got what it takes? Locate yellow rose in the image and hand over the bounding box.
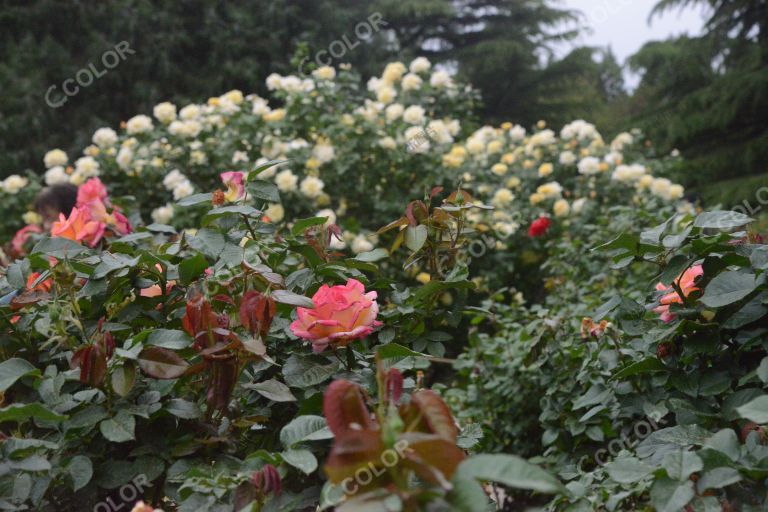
[491,163,508,176]
[305,157,321,170]
[223,89,244,105]
[263,109,286,122]
[23,211,42,225]
[486,140,503,154]
[553,199,570,217]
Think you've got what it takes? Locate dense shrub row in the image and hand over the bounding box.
[3,60,765,511]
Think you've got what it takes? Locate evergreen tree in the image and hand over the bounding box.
[627,0,768,203]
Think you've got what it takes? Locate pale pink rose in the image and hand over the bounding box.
[77,177,108,206]
[130,502,163,512]
[290,279,382,352]
[82,197,111,224]
[653,264,704,323]
[11,224,42,257]
[221,171,246,202]
[111,210,133,235]
[76,178,133,236]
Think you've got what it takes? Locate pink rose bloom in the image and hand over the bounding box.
[221,171,246,202]
[11,224,42,257]
[51,207,106,247]
[77,177,109,206]
[653,264,704,323]
[82,197,111,224]
[130,502,163,512]
[111,210,133,235]
[290,278,382,352]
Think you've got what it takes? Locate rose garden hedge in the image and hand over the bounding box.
[1,60,766,511]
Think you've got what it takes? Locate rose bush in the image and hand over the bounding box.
[453,209,768,511]
[0,161,564,511]
[2,58,745,512]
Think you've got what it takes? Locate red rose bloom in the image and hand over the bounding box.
[528,216,551,237]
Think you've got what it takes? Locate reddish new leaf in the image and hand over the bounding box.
[138,347,189,379]
[239,290,276,339]
[398,432,466,487]
[323,380,375,437]
[385,368,404,404]
[402,389,458,441]
[324,429,385,486]
[429,186,444,202]
[405,200,428,226]
[206,359,238,412]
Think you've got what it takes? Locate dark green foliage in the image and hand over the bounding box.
[627,0,768,202]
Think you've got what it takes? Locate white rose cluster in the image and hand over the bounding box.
[2,174,29,194]
[163,169,194,200]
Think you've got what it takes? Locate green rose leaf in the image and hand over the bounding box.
[455,454,564,493]
[606,457,654,484]
[736,395,768,423]
[280,415,333,447]
[245,379,297,402]
[281,448,318,475]
[700,271,758,308]
[64,455,93,492]
[99,410,135,443]
[693,210,753,230]
[0,358,40,392]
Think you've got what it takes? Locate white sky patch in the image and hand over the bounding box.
[553,0,709,89]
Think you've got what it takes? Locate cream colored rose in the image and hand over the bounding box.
[222,89,243,105]
[172,180,194,200]
[126,114,154,134]
[300,176,325,199]
[44,149,68,168]
[492,188,514,207]
[265,203,285,222]
[351,234,374,254]
[3,174,28,194]
[151,204,175,224]
[263,109,286,122]
[553,199,570,217]
[491,163,508,176]
[403,105,425,125]
[385,103,404,122]
[401,73,423,91]
[377,86,396,104]
[75,156,100,177]
[179,104,201,120]
[153,102,177,124]
[409,57,431,73]
[430,70,453,88]
[275,169,298,192]
[313,66,336,80]
[44,166,69,185]
[382,62,407,83]
[92,127,118,147]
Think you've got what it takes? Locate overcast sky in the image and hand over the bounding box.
[554,0,709,88]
